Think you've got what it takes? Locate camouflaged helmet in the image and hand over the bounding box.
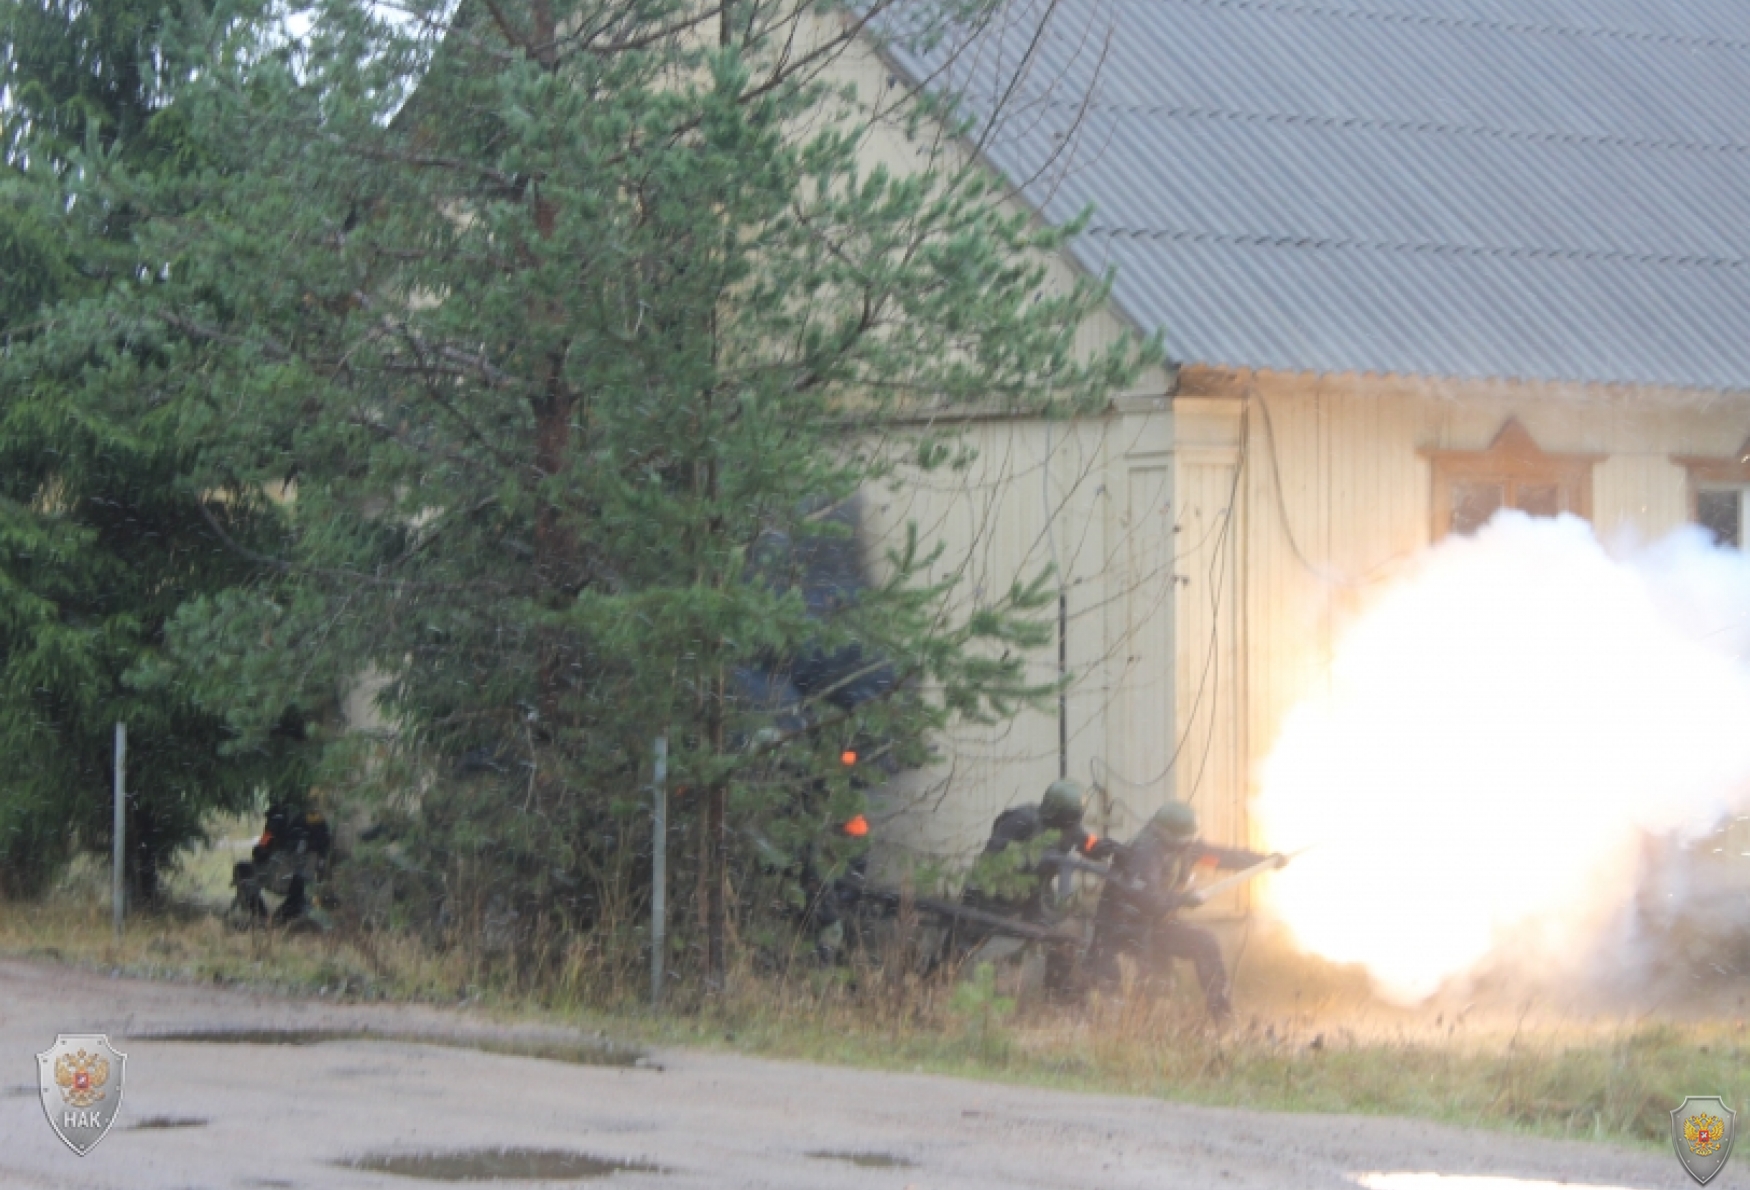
[1149,800,1199,842]
[1040,780,1085,830]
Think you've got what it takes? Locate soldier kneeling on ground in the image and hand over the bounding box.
[938,779,1116,994]
[231,803,332,927]
[1083,800,1285,1022]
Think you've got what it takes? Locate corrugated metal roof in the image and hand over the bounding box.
[878,0,1750,388]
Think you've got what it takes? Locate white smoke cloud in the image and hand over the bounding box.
[1254,513,1750,1002]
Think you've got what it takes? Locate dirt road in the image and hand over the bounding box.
[0,959,1726,1189]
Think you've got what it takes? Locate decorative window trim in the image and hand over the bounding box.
[1675,435,1750,549]
[1420,418,1601,539]
[1673,435,1750,494]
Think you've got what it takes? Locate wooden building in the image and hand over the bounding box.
[845,0,1750,866]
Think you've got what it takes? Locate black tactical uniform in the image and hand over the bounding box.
[799,820,873,964]
[232,803,332,924]
[1083,801,1278,1021]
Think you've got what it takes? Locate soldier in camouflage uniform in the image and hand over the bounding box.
[939,779,1115,992]
[1083,800,1284,1021]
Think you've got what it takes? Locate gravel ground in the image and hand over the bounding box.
[0,958,1733,1190]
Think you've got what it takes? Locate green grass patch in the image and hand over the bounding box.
[3,889,1742,1154]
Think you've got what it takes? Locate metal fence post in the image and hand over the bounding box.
[651,733,668,1008]
[112,721,126,940]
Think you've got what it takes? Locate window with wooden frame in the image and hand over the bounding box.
[1421,419,1600,539]
[1674,436,1750,551]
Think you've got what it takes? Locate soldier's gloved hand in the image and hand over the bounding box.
[1082,835,1119,862]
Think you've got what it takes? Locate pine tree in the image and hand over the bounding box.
[0,0,315,899]
[14,0,1152,973]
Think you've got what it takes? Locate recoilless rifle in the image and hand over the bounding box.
[1179,845,1309,906]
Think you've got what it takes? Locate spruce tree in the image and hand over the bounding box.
[13,0,1151,974]
[0,0,315,899]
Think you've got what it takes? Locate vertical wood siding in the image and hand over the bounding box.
[1236,371,1750,836]
[869,373,1750,878]
[862,402,1178,867]
[1168,401,1249,855]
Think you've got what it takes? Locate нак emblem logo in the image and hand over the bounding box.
[35,1034,127,1155]
[1672,1095,1737,1185]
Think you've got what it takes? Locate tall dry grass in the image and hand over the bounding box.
[2,873,1743,1153]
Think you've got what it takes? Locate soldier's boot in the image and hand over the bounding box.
[273,873,307,925]
[1158,921,1233,1020]
[231,862,269,924]
[1043,940,1082,1001]
[813,919,846,965]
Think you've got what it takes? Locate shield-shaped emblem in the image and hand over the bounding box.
[1672,1095,1737,1185]
[35,1034,127,1155]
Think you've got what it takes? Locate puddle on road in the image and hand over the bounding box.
[344,1148,665,1181]
[807,1151,915,1169]
[1353,1175,1649,1190]
[129,1115,208,1130]
[138,1028,649,1068]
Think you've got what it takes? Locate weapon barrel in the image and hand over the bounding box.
[837,886,1074,942]
[914,897,1079,942]
[1185,852,1292,906]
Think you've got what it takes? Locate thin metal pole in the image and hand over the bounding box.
[112,721,126,940]
[650,733,668,1008]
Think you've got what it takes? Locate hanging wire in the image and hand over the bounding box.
[1090,395,1249,824]
[1256,388,1406,590]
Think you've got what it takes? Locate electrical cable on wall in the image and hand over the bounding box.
[1257,388,1405,590]
[1091,397,1248,824]
[875,399,1258,865]
[1045,420,1069,782]
[885,388,1404,956]
[1184,398,1248,815]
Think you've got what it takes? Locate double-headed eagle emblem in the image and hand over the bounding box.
[53,1048,110,1110]
[1685,1112,1727,1158]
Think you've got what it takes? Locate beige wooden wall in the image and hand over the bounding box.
[861,398,1186,868]
[1178,367,1750,845]
[864,367,1750,873]
[1168,398,1250,855]
[820,18,1189,867]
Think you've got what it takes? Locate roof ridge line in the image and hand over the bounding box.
[1027,98,1750,155]
[1162,0,1750,53]
[1083,225,1750,269]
